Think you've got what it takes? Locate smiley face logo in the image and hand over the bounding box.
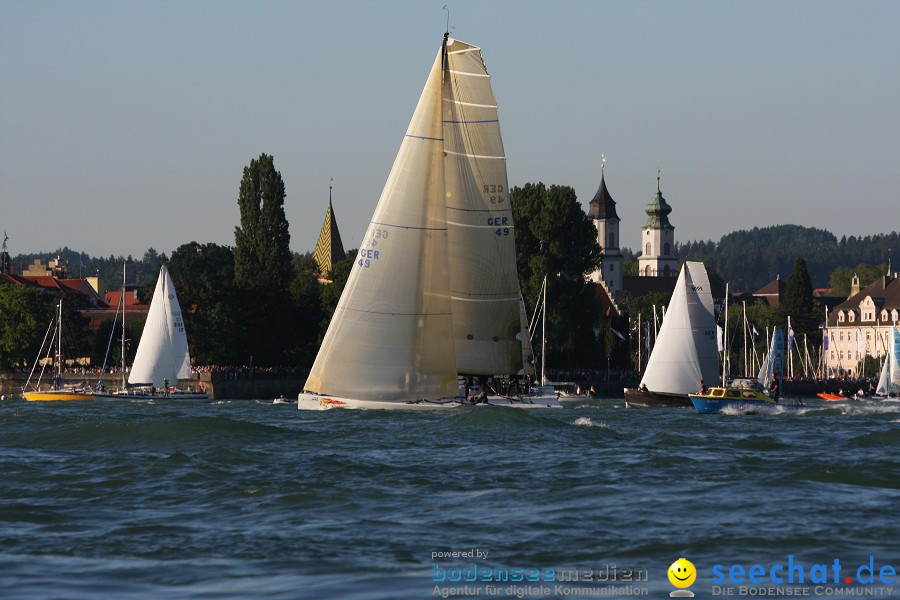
[668,558,696,588]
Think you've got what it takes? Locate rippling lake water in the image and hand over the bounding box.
[1,396,898,599]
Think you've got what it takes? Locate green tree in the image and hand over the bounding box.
[0,284,54,369]
[288,254,326,364]
[167,242,239,365]
[234,153,292,288]
[828,263,889,298]
[511,183,602,368]
[781,257,820,336]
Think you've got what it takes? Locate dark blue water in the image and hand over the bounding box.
[1,397,898,599]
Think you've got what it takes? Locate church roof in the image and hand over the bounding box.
[643,176,674,230]
[313,186,346,277]
[587,173,619,221]
[753,277,786,307]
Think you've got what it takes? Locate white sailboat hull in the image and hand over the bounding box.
[297,392,562,411]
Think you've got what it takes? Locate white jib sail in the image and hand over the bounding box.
[640,261,719,394]
[128,265,192,386]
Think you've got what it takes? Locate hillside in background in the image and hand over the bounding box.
[621,226,897,293]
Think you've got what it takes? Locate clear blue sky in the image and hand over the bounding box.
[2,0,898,260]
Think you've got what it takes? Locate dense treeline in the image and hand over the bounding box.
[674,225,898,292]
[3,159,896,373]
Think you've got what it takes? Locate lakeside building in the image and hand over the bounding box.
[823,269,900,377]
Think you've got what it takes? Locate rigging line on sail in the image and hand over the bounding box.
[443,119,499,124]
[369,220,447,232]
[405,134,444,142]
[446,220,515,229]
[444,98,497,108]
[447,46,480,55]
[446,69,490,77]
[443,150,506,160]
[332,305,453,317]
[446,206,512,213]
[451,292,519,301]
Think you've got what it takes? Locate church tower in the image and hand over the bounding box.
[638,172,678,277]
[313,181,346,281]
[588,157,623,295]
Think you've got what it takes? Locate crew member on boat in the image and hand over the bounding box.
[697,379,709,394]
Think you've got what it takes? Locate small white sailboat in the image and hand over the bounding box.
[875,326,900,397]
[94,265,208,401]
[624,261,719,407]
[298,34,559,410]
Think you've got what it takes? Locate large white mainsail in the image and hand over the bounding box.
[128,265,192,387]
[302,35,531,407]
[875,326,900,396]
[639,261,719,394]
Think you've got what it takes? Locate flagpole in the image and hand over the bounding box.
[637,312,642,374]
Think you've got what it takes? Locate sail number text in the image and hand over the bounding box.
[358,248,380,268]
[488,216,510,236]
[484,184,505,205]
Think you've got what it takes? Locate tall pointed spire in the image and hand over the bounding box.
[313,179,346,279]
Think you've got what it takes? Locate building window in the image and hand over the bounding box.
[664,242,671,256]
[610,264,614,271]
[645,242,651,256]
[840,332,844,342]
[839,312,845,322]
[608,232,615,248]
[830,351,835,361]
[866,331,871,341]
[849,312,855,322]
[883,310,889,321]
[644,266,651,276]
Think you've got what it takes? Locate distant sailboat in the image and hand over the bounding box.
[624,261,719,408]
[875,326,900,397]
[298,34,559,410]
[23,298,94,402]
[94,265,207,401]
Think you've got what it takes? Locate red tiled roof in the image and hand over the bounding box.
[104,290,147,309]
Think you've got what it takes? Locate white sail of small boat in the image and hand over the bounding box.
[875,326,900,397]
[624,261,719,407]
[299,34,558,410]
[753,325,784,400]
[757,326,785,391]
[128,265,191,387]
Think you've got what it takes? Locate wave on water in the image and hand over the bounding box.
[573,416,608,428]
[838,401,900,415]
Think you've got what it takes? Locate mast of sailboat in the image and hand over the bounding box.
[637,312,642,373]
[120,262,127,389]
[56,298,63,389]
[541,274,547,386]
[722,282,729,386]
